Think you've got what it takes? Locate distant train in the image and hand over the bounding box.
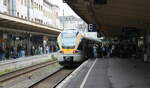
[56,30,101,66]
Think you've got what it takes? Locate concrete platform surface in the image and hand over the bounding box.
[0,54,54,74]
[0,54,51,65]
[57,58,150,88]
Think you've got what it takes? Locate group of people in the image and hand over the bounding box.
[111,43,138,58]
[0,45,58,61]
[92,42,139,59]
[92,43,113,58]
[85,43,112,59]
[0,45,28,60]
[31,45,57,55]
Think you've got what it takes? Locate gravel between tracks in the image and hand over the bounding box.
[30,69,74,88]
[0,61,62,88]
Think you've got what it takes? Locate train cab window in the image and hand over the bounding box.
[61,32,76,49]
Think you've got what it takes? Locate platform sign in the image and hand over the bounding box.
[88,24,97,32]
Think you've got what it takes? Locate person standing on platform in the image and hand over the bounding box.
[31,46,35,55]
[39,46,43,55]
[102,45,105,58]
[5,46,10,59]
[21,46,25,57]
[93,44,97,58]
[17,45,21,58]
[110,44,115,57]
[88,45,93,58]
[46,46,49,54]
[97,44,102,58]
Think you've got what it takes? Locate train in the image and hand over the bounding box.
[56,30,101,66]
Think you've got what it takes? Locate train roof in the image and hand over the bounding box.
[82,37,102,43]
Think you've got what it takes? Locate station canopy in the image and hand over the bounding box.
[0,13,61,36]
[64,0,150,37]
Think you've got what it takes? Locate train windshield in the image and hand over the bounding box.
[61,32,76,49]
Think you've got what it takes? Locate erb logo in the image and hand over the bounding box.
[88,24,96,32]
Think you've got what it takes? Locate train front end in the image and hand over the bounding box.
[57,31,84,66]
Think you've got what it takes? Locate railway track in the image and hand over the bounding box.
[29,68,74,88]
[0,60,58,88]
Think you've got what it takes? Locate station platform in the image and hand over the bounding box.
[57,58,150,88]
[0,54,55,75]
[0,54,51,65]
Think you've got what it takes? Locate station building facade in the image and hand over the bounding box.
[59,15,88,32]
[0,0,60,60]
[0,29,58,60]
[0,0,60,28]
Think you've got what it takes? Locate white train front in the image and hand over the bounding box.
[56,30,85,66]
